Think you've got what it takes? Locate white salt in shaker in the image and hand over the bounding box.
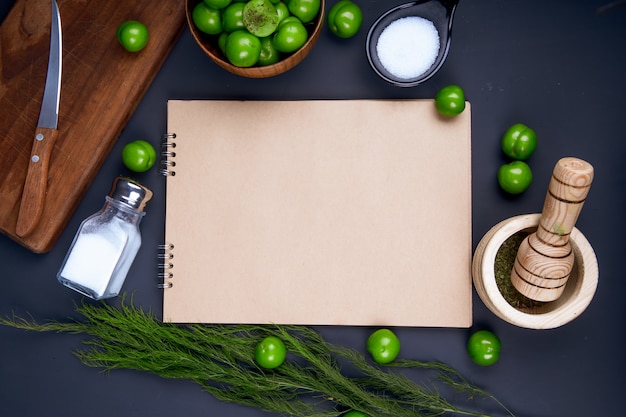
[57,177,153,300]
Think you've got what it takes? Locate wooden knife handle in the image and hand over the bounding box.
[16,127,59,237]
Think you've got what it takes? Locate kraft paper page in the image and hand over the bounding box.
[163,99,472,327]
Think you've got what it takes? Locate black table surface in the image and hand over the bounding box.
[2,1,625,416]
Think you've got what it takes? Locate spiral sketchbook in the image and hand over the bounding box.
[160,99,472,327]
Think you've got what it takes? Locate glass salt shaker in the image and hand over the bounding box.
[57,177,153,300]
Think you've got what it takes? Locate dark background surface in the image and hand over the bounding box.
[1,1,625,416]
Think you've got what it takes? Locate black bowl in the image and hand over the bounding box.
[366,0,460,87]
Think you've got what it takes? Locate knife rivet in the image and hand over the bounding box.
[36,133,44,141]
[32,155,40,163]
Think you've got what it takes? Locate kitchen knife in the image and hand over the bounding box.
[15,0,62,237]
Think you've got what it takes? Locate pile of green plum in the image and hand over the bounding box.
[192,0,321,67]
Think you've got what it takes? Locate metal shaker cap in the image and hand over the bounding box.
[108,177,153,212]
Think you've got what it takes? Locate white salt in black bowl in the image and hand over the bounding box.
[366,0,460,87]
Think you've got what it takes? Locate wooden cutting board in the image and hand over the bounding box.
[0,0,186,253]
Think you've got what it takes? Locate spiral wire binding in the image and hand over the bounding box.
[159,133,177,288]
[160,133,177,176]
[158,243,174,289]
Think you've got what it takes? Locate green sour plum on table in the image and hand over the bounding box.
[501,123,538,160]
[327,0,363,39]
[435,85,466,117]
[121,140,157,173]
[366,328,400,364]
[498,160,533,194]
[467,330,501,366]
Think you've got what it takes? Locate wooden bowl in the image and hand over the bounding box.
[185,0,324,78]
[472,214,599,329]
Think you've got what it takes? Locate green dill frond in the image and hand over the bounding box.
[0,297,515,417]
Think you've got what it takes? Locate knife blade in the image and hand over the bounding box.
[15,0,62,237]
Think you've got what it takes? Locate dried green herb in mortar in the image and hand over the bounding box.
[494,231,546,311]
[1,297,515,417]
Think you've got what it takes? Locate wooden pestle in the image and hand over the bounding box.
[510,157,594,302]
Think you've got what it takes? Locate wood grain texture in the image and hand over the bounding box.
[0,0,186,253]
[472,214,599,329]
[511,158,594,302]
[538,157,594,246]
[15,127,59,237]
